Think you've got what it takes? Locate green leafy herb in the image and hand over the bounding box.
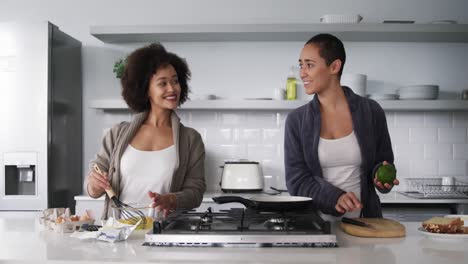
[113,58,127,79]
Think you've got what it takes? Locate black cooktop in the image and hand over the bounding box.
[152,208,331,235]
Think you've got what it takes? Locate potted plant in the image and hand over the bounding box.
[113,58,127,79]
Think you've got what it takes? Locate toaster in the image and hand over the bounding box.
[220,160,264,192]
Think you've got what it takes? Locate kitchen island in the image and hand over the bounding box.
[0,215,466,264]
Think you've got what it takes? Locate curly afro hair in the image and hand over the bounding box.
[121,43,191,112]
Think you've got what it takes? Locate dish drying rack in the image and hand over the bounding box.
[404,178,468,199]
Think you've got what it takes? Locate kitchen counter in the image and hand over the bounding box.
[74,191,468,204]
[0,215,466,264]
[201,191,468,204]
[75,191,468,220]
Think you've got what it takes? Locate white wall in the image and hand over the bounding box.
[1,0,468,194]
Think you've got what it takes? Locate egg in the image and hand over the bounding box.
[79,214,90,221]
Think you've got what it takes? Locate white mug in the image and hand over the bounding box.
[341,73,367,96]
[273,88,286,100]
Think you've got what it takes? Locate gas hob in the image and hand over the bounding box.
[143,208,337,247]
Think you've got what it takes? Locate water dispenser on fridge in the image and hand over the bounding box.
[4,153,37,196]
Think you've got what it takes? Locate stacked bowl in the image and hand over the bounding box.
[397,85,439,100]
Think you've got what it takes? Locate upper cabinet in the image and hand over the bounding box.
[90,23,468,43]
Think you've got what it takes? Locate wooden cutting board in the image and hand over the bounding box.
[340,218,406,238]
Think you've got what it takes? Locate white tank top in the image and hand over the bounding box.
[119,144,176,205]
[318,131,362,220]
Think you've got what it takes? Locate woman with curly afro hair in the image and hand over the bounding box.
[86,43,206,219]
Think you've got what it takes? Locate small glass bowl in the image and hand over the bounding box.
[111,203,155,230]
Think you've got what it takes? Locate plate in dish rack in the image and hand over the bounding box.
[417,227,468,240]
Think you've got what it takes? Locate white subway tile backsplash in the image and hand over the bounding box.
[237,129,262,143]
[394,144,424,160]
[261,159,285,177]
[204,159,224,191]
[454,144,468,160]
[410,160,438,177]
[394,158,410,179]
[189,111,218,127]
[263,128,283,144]
[103,112,131,127]
[388,127,409,144]
[219,112,246,126]
[384,112,395,128]
[247,144,279,160]
[410,128,437,144]
[245,111,277,128]
[206,128,232,144]
[261,159,286,189]
[438,128,467,144]
[439,160,466,176]
[424,144,452,160]
[206,144,247,160]
[395,112,424,128]
[424,112,452,128]
[180,109,467,193]
[276,112,289,127]
[453,112,468,128]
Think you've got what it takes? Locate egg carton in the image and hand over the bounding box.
[40,218,95,233]
[39,207,95,233]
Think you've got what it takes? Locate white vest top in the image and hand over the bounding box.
[119,144,176,205]
[318,131,362,220]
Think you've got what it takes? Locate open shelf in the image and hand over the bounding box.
[89,99,468,111]
[90,23,468,43]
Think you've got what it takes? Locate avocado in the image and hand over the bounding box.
[376,164,397,185]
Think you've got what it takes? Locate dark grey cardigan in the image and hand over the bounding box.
[284,86,394,217]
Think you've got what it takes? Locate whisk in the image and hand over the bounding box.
[93,164,146,225]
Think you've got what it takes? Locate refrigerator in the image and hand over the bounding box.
[0,21,82,211]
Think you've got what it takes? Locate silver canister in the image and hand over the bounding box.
[462,89,468,100]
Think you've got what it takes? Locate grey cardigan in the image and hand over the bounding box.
[284,86,394,217]
[86,111,206,219]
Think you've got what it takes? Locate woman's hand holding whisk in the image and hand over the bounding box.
[87,169,111,198]
[148,191,177,218]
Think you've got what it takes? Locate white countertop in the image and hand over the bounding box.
[75,191,468,204]
[202,191,468,204]
[0,215,466,264]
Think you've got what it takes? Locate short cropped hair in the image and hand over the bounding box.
[121,43,191,112]
[306,33,346,77]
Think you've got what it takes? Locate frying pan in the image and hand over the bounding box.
[212,195,314,212]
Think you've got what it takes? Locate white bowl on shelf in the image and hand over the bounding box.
[320,14,363,24]
[397,85,439,100]
[368,93,399,100]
